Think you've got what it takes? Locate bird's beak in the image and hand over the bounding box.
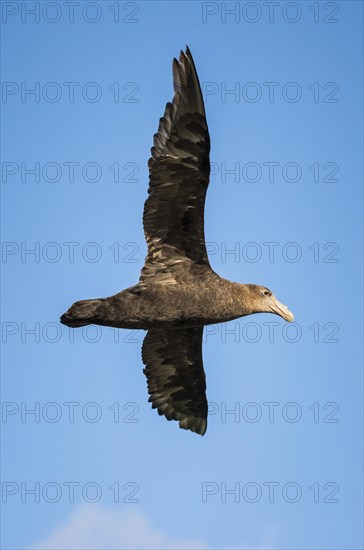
[269,296,294,322]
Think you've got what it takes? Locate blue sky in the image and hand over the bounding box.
[1,1,363,549]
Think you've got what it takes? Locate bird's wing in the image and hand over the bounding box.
[140,47,211,282]
[142,326,208,435]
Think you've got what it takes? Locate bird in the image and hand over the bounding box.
[61,46,294,436]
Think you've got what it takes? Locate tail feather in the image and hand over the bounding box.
[60,299,104,328]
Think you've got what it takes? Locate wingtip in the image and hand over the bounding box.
[179,416,207,436]
[199,422,207,436]
[172,47,193,74]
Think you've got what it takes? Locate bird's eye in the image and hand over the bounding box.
[264,290,271,296]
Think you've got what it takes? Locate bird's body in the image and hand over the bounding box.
[61,47,294,435]
[62,277,270,330]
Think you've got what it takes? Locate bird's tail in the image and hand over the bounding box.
[60,299,105,328]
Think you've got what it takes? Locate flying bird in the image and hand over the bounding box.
[61,47,294,436]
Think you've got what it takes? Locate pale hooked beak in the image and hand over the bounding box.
[269,296,294,322]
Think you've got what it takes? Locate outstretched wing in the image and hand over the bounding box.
[142,327,208,435]
[141,47,211,282]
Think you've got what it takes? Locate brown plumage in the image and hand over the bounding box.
[61,47,294,436]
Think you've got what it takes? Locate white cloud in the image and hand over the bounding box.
[28,505,208,550]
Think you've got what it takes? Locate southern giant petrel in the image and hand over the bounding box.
[61,47,294,435]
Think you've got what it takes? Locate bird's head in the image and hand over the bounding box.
[245,284,294,322]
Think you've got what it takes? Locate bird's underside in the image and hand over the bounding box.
[62,273,252,330]
[60,47,294,436]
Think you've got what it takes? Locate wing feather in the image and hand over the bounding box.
[141,47,211,282]
[142,327,208,435]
